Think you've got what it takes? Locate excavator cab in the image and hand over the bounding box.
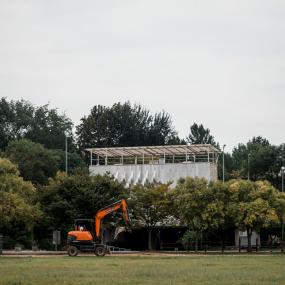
[74,219,93,233]
[67,219,95,243]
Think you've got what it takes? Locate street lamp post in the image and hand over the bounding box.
[65,134,68,174]
[281,166,285,192]
[222,144,226,183]
[281,166,285,252]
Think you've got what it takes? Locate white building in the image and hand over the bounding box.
[87,144,220,186]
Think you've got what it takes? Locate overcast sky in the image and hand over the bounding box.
[1,0,284,151]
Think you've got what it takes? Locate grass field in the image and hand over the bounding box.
[1,255,285,285]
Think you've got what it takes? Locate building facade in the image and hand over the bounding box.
[87,144,220,185]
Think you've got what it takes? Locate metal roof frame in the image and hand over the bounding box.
[86,144,220,158]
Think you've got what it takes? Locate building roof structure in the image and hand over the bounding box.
[86,144,220,158]
[87,144,220,184]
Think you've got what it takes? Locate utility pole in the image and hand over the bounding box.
[65,134,68,174]
[281,166,285,252]
[222,144,226,183]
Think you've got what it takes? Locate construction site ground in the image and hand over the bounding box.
[1,250,284,257]
[1,254,285,285]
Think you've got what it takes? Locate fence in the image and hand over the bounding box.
[0,233,284,254]
[160,239,284,253]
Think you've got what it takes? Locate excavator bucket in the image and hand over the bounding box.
[114,226,126,240]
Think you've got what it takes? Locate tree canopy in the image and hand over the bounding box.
[0,158,42,247]
[226,179,279,251]
[129,183,172,250]
[76,102,180,150]
[0,97,73,151]
[4,139,86,185]
[38,172,126,243]
[173,177,225,251]
[187,123,219,148]
[2,97,285,191]
[2,97,285,252]
[5,139,59,185]
[231,136,279,184]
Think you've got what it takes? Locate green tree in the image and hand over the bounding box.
[51,149,87,173]
[208,180,236,249]
[187,123,219,148]
[147,111,179,145]
[37,172,126,248]
[217,152,236,181]
[226,179,279,251]
[76,102,179,150]
[270,143,285,190]
[0,158,42,248]
[25,104,73,150]
[272,191,285,246]
[0,98,34,150]
[173,177,224,251]
[231,136,278,185]
[273,191,285,225]
[5,139,58,185]
[0,97,73,151]
[129,183,171,250]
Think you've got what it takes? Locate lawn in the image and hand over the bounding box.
[0,255,285,285]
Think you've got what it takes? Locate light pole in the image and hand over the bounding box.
[281,166,285,245]
[222,144,226,183]
[65,134,68,174]
[247,153,251,180]
[281,166,285,192]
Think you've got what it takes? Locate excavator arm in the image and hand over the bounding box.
[95,199,129,239]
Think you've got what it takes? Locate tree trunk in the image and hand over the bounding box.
[195,232,198,253]
[221,229,225,253]
[157,230,161,250]
[148,228,152,250]
[31,227,34,249]
[247,228,252,252]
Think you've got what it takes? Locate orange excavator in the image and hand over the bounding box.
[67,199,129,257]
